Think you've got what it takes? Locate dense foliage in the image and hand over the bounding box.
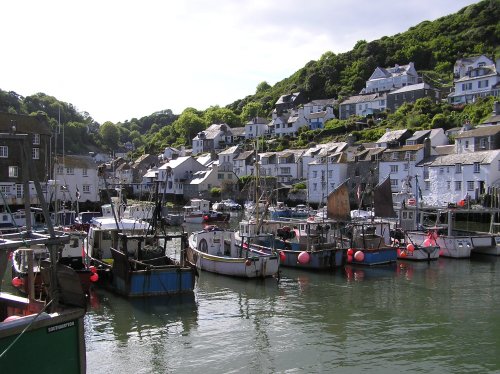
[1,0,499,157]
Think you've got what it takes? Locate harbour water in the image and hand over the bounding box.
[84,218,500,373]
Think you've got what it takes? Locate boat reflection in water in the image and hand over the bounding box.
[87,289,198,344]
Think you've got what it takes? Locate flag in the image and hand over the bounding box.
[76,186,81,200]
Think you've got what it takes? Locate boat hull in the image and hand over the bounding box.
[187,248,279,278]
[397,246,440,261]
[406,231,473,258]
[278,248,344,270]
[0,307,86,373]
[349,247,397,266]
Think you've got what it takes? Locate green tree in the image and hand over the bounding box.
[240,102,264,122]
[173,109,207,144]
[99,122,119,150]
[256,81,271,93]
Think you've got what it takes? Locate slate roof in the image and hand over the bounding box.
[428,149,500,166]
[0,112,51,135]
[340,93,379,105]
[304,98,336,107]
[389,82,429,94]
[454,124,500,139]
[376,129,410,144]
[234,151,254,161]
[55,155,96,169]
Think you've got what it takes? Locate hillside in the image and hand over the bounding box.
[0,0,499,156]
[227,0,499,115]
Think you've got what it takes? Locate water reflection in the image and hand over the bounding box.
[87,289,198,344]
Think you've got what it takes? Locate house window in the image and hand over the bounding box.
[439,167,444,174]
[425,181,430,190]
[66,167,74,175]
[404,163,409,171]
[455,181,462,191]
[478,80,489,88]
[480,138,487,149]
[390,165,398,173]
[313,183,317,191]
[455,164,462,173]
[464,140,469,149]
[0,146,7,158]
[447,181,451,190]
[474,162,480,173]
[390,179,398,188]
[8,166,18,178]
[0,185,11,194]
[328,170,333,179]
[56,166,64,174]
[32,148,39,160]
[83,185,91,194]
[280,167,291,174]
[33,134,40,145]
[83,168,88,177]
[218,173,224,180]
[467,181,474,191]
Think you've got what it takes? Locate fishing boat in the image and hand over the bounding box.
[186,225,279,278]
[86,209,195,296]
[344,178,398,266]
[183,198,210,223]
[11,227,96,296]
[236,217,345,270]
[85,216,152,265]
[235,182,353,271]
[98,232,196,297]
[203,210,230,223]
[0,133,86,372]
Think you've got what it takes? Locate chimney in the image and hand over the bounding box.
[423,137,431,158]
[347,133,355,146]
[493,101,500,116]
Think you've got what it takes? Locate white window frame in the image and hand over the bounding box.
[32,148,39,160]
[0,146,8,158]
[33,133,40,145]
[8,166,18,178]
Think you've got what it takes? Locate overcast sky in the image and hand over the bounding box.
[2,0,479,124]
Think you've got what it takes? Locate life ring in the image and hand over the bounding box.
[198,238,208,253]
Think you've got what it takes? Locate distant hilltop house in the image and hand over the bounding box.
[448,55,500,105]
[362,62,419,94]
[269,96,336,138]
[339,62,442,120]
[192,124,244,156]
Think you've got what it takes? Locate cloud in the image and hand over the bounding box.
[0,0,478,123]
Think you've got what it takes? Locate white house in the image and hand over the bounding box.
[303,99,336,129]
[378,144,427,193]
[448,55,500,105]
[218,145,240,173]
[405,128,449,147]
[339,93,387,120]
[375,129,412,148]
[364,62,419,94]
[52,155,100,203]
[418,150,500,206]
[454,124,500,153]
[307,151,348,204]
[301,142,348,182]
[233,150,256,178]
[157,156,205,197]
[192,124,231,156]
[244,117,268,139]
[275,112,308,137]
[162,146,181,161]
